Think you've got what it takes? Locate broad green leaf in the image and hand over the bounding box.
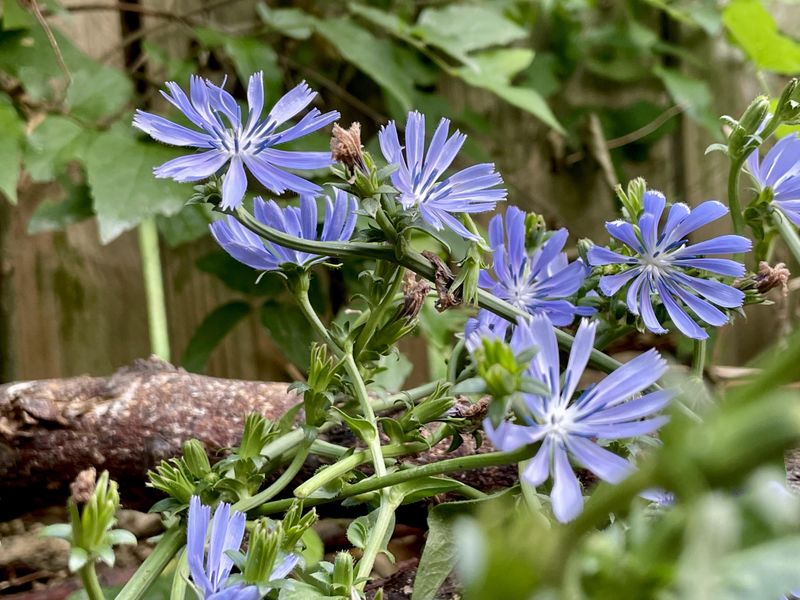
[716,536,800,598]
[0,96,22,204]
[28,181,93,234]
[223,36,281,95]
[299,527,324,567]
[654,66,719,136]
[723,0,800,74]
[85,133,190,243]
[181,301,251,373]
[348,3,411,38]
[394,476,463,505]
[314,17,415,110]
[24,115,95,182]
[156,204,212,247]
[68,547,89,573]
[415,4,527,56]
[413,497,491,600]
[256,5,315,40]
[260,299,315,370]
[456,64,564,133]
[196,251,285,296]
[370,352,413,393]
[347,506,395,555]
[463,48,536,84]
[65,68,133,121]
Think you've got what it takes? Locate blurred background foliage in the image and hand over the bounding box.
[0,0,798,384]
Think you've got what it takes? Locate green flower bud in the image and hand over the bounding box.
[182,439,211,479]
[577,238,594,264]
[238,413,276,460]
[728,95,770,158]
[475,338,526,400]
[332,551,355,593]
[615,177,647,219]
[147,457,196,504]
[243,519,283,585]
[775,78,800,125]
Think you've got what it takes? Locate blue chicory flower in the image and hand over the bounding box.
[587,190,751,340]
[745,133,800,226]
[478,206,595,326]
[464,309,511,352]
[483,315,670,523]
[133,72,339,210]
[378,111,506,240]
[209,189,358,272]
[187,496,257,599]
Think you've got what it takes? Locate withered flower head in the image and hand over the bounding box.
[399,270,431,320]
[755,261,790,295]
[331,122,367,174]
[70,467,97,504]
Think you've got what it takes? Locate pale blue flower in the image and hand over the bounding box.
[588,190,751,340]
[479,206,595,326]
[484,315,670,523]
[378,111,506,240]
[464,309,511,352]
[187,497,298,600]
[134,73,339,210]
[209,190,358,271]
[746,133,800,226]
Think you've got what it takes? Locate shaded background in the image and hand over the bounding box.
[0,0,798,385]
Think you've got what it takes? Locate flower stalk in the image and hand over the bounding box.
[137,217,170,361]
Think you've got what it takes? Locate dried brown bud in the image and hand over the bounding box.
[399,271,431,320]
[421,251,460,311]
[70,467,97,504]
[755,261,790,295]
[331,122,366,174]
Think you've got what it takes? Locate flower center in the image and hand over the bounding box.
[544,405,574,441]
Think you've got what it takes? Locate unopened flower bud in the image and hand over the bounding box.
[332,551,355,591]
[728,96,770,158]
[577,238,594,264]
[776,78,800,125]
[182,439,211,479]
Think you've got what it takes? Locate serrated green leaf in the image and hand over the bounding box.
[415,4,527,57]
[654,66,719,137]
[256,5,315,40]
[28,181,94,234]
[65,68,133,121]
[68,547,89,572]
[196,250,284,296]
[24,115,95,182]
[40,523,73,540]
[314,17,415,110]
[108,528,138,546]
[723,0,800,74]
[85,133,190,243]
[0,96,22,204]
[181,301,251,373]
[157,204,212,247]
[260,299,315,370]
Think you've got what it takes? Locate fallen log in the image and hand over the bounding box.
[0,357,512,519]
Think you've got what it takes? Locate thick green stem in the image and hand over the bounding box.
[727,159,748,264]
[79,562,105,600]
[773,207,800,265]
[138,218,170,360]
[354,496,399,588]
[341,444,537,499]
[116,526,185,600]
[692,338,707,379]
[170,548,189,600]
[234,434,316,513]
[233,207,623,375]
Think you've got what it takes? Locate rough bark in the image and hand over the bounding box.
[0,357,514,519]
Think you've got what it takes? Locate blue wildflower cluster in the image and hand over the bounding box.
[127,71,800,597]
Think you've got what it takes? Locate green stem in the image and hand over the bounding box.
[296,425,451,498]
[354,496,399,588]
[116,526,185,600]
[170,548,189,600]
[233,207,624,374]
[79,562,105,600]
[773,207,800,265]
[138,218,170,361]
[341,444,537,498]
[354,265,404,357]
[727,159,747,263]
[234,435,316,513]
[692,338,707,379]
